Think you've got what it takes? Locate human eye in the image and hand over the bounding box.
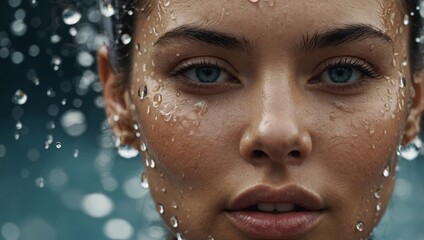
[168,57,240,93]
[310,57,381,94]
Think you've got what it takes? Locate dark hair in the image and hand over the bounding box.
[104,0,424,82]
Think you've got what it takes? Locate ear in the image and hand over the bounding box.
[402,69,424,145]
[98,46,140,150]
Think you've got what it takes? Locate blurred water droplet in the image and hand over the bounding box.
[51,56,62,69]
[355,221,364,232]
[141,172,149,189]
[103,219,134,240]
[14,132,20,140]
[46,121,56,130]
[10,20,27,36]
[170,216,179,228]
[99,0,115,17]
[121,33,132,45]
[138,85,148,100]
[81,193,114,218]
[73,149,79,158]
[15,121,22,130]
[35,177,45,188]
[60,110,87,137]
[164,0,171,7]
[383,165,390,177]
[12,89,27,105]
[69,27,78,36]
[249,0,259,2]
[55,142,62,149]
[50,34,61,44]
[208,236,215,240]
[158,204,165,214]
[376,203,382,212]
[171,202,178,209]
[62,7,82,25]
[1,222,20,240]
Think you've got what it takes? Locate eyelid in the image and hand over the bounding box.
[319,57,381,79]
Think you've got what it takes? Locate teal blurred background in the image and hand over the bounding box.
[0,0,422,239]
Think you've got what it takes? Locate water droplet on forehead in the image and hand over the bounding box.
[355,221,364,232]
[141,172,149,189]
[12,89,27,105]
[170,216,179,228]
[62,7,82,25]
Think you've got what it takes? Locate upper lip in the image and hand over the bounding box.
[227,184,324,211]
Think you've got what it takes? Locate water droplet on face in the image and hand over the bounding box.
[138,85,148,100]
[383,165,390,177]
[35,177,45,188]
[153,94,162,108]
[171,202,178,209]
[12,89,27,105]
[208,236,215,240]
[62,7,82,25]
[99,0,115,17]
[170,216,179,228]
[376,203,382,212]
[176,233,184,240]
[399,73,406,88]
[140,142,147,152]
[403,14,410,25]
[249,0,259,2]
[141,172,149,189]
[158,204,165,214]
[56,142,62,149]
[164,0,171,7]
[355,221,364,232]
[121,33,132,45]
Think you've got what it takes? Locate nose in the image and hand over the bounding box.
[239,85,312,166]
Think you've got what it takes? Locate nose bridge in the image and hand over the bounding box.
[240,69,312,164]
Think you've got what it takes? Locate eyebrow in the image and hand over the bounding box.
[154,25,253,53]
[299,24,393,52]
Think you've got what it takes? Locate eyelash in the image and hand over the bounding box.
[323,57,380,79]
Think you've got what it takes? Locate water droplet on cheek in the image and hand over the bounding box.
[355,221,364,232]
[152,94,162,108]
[383,165,390,177]
[403,14,410,25]
[170,216,179,228]
[138,85,148,100]
[176,232,185,240]
[158,204,165,214]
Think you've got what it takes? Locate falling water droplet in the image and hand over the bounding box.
[56,142,62,149]
[99,0,115,17]
[141,172,149,189]
[158,204,165,214]
[35,177,45,188]
[62,7,82,25]
[121,33,132,45]
[138,85,148,100]
[383,165,390,177]
[117,144,139,159]
[355,221,364,232]
[400,137,422,160]
[73,149,79,158]
[12,89,27,105]
[170,216,179,228]
[403,14,410,25]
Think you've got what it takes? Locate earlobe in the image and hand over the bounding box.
[98,46,140,150]
[402,69,424,145]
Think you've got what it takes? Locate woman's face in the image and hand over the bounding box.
[100,0,424,239]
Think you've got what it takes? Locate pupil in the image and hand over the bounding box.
[196,67,220,83]
[329,67,353,83]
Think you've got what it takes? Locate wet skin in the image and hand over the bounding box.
[98,0,424,239]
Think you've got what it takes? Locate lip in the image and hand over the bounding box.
[226,184,325,239]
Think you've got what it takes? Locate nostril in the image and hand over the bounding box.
[290,150,301,158]
[252,150,267,158]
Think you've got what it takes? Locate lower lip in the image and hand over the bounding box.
[227,210,322,239]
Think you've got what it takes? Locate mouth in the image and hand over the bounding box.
[226,185,325,239]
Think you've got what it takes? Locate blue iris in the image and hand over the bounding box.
[328,67,353,83]
[195,67,221,83]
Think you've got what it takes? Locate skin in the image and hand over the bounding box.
[98,0,424,239]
